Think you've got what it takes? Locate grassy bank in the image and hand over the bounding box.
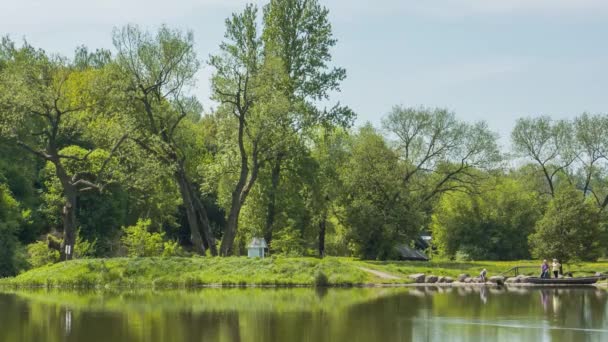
[1,257,608,288]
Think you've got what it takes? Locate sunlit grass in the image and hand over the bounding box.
[1,257,607,288]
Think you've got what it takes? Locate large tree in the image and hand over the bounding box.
[529,185,601,262]
[512,116,576,197]
[0,39,125,260]
[432,176,541,260]
[259,0,354,246]
[339,125,423,259]
[383,106,500,203]
[210,4,291,255]
[112,25,217,255]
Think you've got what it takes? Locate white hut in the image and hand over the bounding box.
[247,237,268,258]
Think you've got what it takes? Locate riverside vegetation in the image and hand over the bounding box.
[2,257,608,288]
[2,0,608,282]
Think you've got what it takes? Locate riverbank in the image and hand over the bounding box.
[1,257,607,288]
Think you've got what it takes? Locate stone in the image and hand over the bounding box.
[464,277,473,283]
[505,277,519,284]
[457,274,470,282]
[444,277,454,283]
[473,277,484,283]
[426,275,439,283]
[595,272,603,277]
[409,273,426,283]
[437,276,446,283]
[517,275,532,283]
[488,276,505,285]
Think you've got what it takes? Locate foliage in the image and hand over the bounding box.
[340,125,424,260]
[0,184,22,276]
[271,224,305,256]
[121,219,165,257]
[26,241,60,269]
[529,185,602,262]
[432,176,541,260]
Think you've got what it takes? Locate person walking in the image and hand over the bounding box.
[552,259,561,278]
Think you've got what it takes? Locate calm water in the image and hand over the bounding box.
[1,287,607,342]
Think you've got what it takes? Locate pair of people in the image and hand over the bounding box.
[540,259,561,278]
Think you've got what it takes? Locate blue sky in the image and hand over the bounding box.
[2,0,607,147]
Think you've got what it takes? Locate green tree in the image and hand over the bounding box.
[383,106,500,203]
[529,185,601,262]
[340,125,423,259]
[210,4,291,255]
[512,116,576,197]
[112,25,217,255]
[0,184,22,276]
[432,176,541,260]
[0,39,126,260]
[307,127,349,257]
[260,0,354,244]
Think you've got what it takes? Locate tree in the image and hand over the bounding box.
[259,0,354,245]
[573,113,608,210]
[529,185,601,262]
[0,39,126,260]
[112,25,217,255]
[432,176,541,260]
[210,4,291,255]
[383,106,500,203]
[307,127,349,257]
[512,116,576,197]
[0,184,22,276]
[340,125,423,259]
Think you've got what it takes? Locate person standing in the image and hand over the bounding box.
[541,260,549,278]
[480,268,487,282]
[552,259,561,278]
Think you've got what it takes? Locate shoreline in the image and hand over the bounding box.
[0,281,603,291]
[2,257,607,290]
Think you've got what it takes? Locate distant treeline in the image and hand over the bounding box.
[1,0,607,277]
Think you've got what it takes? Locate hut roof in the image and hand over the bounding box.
[248,237,268,249]
[395,245,429,261]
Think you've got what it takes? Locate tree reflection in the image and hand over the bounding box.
[0,287,607,342]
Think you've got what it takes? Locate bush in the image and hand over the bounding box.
[272,225,305,257]
[162,240,185,257]
[74,230,97,259]
[121,219,165,257]
[529,185,601,262]
[27,241,60,268]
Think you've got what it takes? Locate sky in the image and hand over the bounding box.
[2,0,607,147]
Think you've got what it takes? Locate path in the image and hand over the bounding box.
[358,267,402,280]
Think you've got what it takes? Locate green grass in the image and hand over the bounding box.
[1,257,607,289]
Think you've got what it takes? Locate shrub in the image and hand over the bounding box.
[272,225,305,257]
[27,241,60,268]
[121,219,164,257]
[74,230,97,259]
[162,240,185,257]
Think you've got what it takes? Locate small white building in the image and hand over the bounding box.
[247,237,268,258]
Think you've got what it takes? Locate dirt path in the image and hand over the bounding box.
[358,267,402,280]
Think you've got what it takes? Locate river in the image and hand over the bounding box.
[0,287,607,341]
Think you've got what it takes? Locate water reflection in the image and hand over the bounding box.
[0,287,607,342]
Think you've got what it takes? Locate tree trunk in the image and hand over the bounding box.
[53,159,77,261]
[175,168,217,256]
[221,200,241,256]
[263,155,283,249]
[318,211,327,258]
[60,188,77,261]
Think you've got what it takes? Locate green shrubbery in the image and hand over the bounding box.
[26,241,60,268]
[121,219,185,258]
